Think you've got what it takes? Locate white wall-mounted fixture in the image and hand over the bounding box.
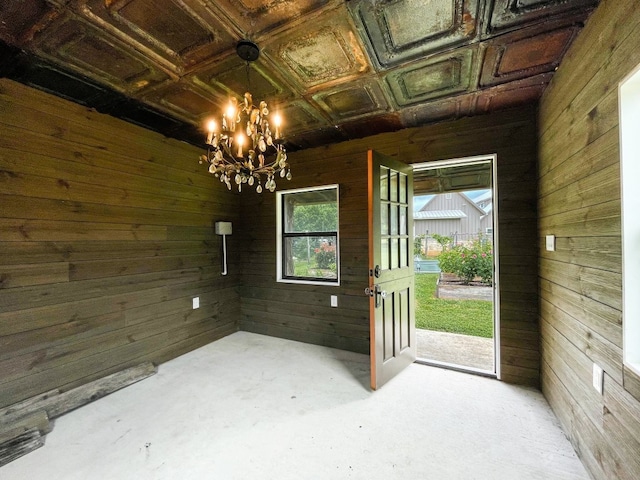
[331,295,338,308]
[545,235,555,252]
[215,221,232,276]
[192,297,200,309]
[592,363,604,394]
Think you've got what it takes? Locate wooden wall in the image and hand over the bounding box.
[239,105,539,386]
[0,79,240,409]
[538,0,640,478]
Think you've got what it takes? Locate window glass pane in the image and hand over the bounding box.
[390,171,398,202]
[285,236,337,280]
[400,207,407,235]
[380,168,389,201]
[381,238,389,270]
[284,188,338,233]
[400,238,408,267]
[390,204,398,235]
[399,173,407,204]
[391,238,399,269]
[381,202,390,235]
[278,185,339,284]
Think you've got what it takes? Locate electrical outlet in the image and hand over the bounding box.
[192,297,200,309]
[330,295,338,308]
[592,363,604,394]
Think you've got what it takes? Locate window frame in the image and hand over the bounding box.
[276,184,340,286]
[620,64,640,379]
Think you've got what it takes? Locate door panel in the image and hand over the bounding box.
[369,150,415,389]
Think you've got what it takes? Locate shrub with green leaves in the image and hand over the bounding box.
[437,239,493,285]
[314,242,336,269]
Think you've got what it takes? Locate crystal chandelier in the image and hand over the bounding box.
[199,40,290,193]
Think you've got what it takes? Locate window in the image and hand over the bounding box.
[276,185,339,285]
[485,228,493,235]
[620,64,640,377]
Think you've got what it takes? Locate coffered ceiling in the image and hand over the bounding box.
[0,0,598,150]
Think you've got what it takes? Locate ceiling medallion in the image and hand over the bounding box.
[199,40,290,193]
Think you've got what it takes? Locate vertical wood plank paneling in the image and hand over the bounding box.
[538,0,640,478]
[0,79,240,409]
[239,105,539,386]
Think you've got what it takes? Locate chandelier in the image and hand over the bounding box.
[199,40,290,193]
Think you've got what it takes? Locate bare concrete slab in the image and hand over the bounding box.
[416,328,494,372]
[1,332,588,480]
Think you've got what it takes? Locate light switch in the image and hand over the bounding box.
[545,235,555,252]
[330,295,338,308]
[192,297,200,309]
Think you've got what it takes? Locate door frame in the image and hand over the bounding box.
[411,154,500,379]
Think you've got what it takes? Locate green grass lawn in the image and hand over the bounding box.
[415,273,494,338]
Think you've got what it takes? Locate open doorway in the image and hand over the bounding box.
[411,155,498,377]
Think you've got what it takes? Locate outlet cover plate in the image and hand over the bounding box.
[592,363,604,394]
[193,297,200,309]
[545,235,555,251]
[330,295,338,307]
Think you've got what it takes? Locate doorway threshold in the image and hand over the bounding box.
[415,357,497,379]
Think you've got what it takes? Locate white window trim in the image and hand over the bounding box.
[620,64,640,377]
[276,184,340,286]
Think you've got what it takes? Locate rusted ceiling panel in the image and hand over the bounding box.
[32,13,169,94]
[276,99,330,136]
[486,0,598,33]
[142,81,218,124]
[206,0,342,38]
[0,0,600,151]
[385,47,478,106]
[312,78,390,122]
[191,54,293,106]
[349,0,480,68]
[76,0,237,73]
[400,94,475,127]
[0,0,58,45]
[475,73,552,112]
[338,113,404,140]
[262,7,369,91]
[480,21,579,87]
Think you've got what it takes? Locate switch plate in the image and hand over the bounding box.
[330,295,338,308]
[192,297,200,309]
[592,363,604,394]
[545,235,555,251]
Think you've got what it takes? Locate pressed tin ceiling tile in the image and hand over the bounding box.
[313,78,390,122]
[143,81,219,124]
[486,0,598,34]
[480,21,579,87]
[0,0,57,45]
[32,12,169,94]
[205,0,342,37]
[348,0,480,69]
[0,0,600,150]
[76,0,237,73]
[385,47,478,107]
[190,53,293,106]
[262,5,370,90]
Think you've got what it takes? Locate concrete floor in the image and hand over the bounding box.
[2,332,589,480]
[416,329,494,372]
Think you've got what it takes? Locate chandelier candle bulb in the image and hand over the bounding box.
[237,134,244,157]
[273,113,282,139]
[206,120,216,145]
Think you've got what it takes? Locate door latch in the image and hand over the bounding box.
[365,284,387,308]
